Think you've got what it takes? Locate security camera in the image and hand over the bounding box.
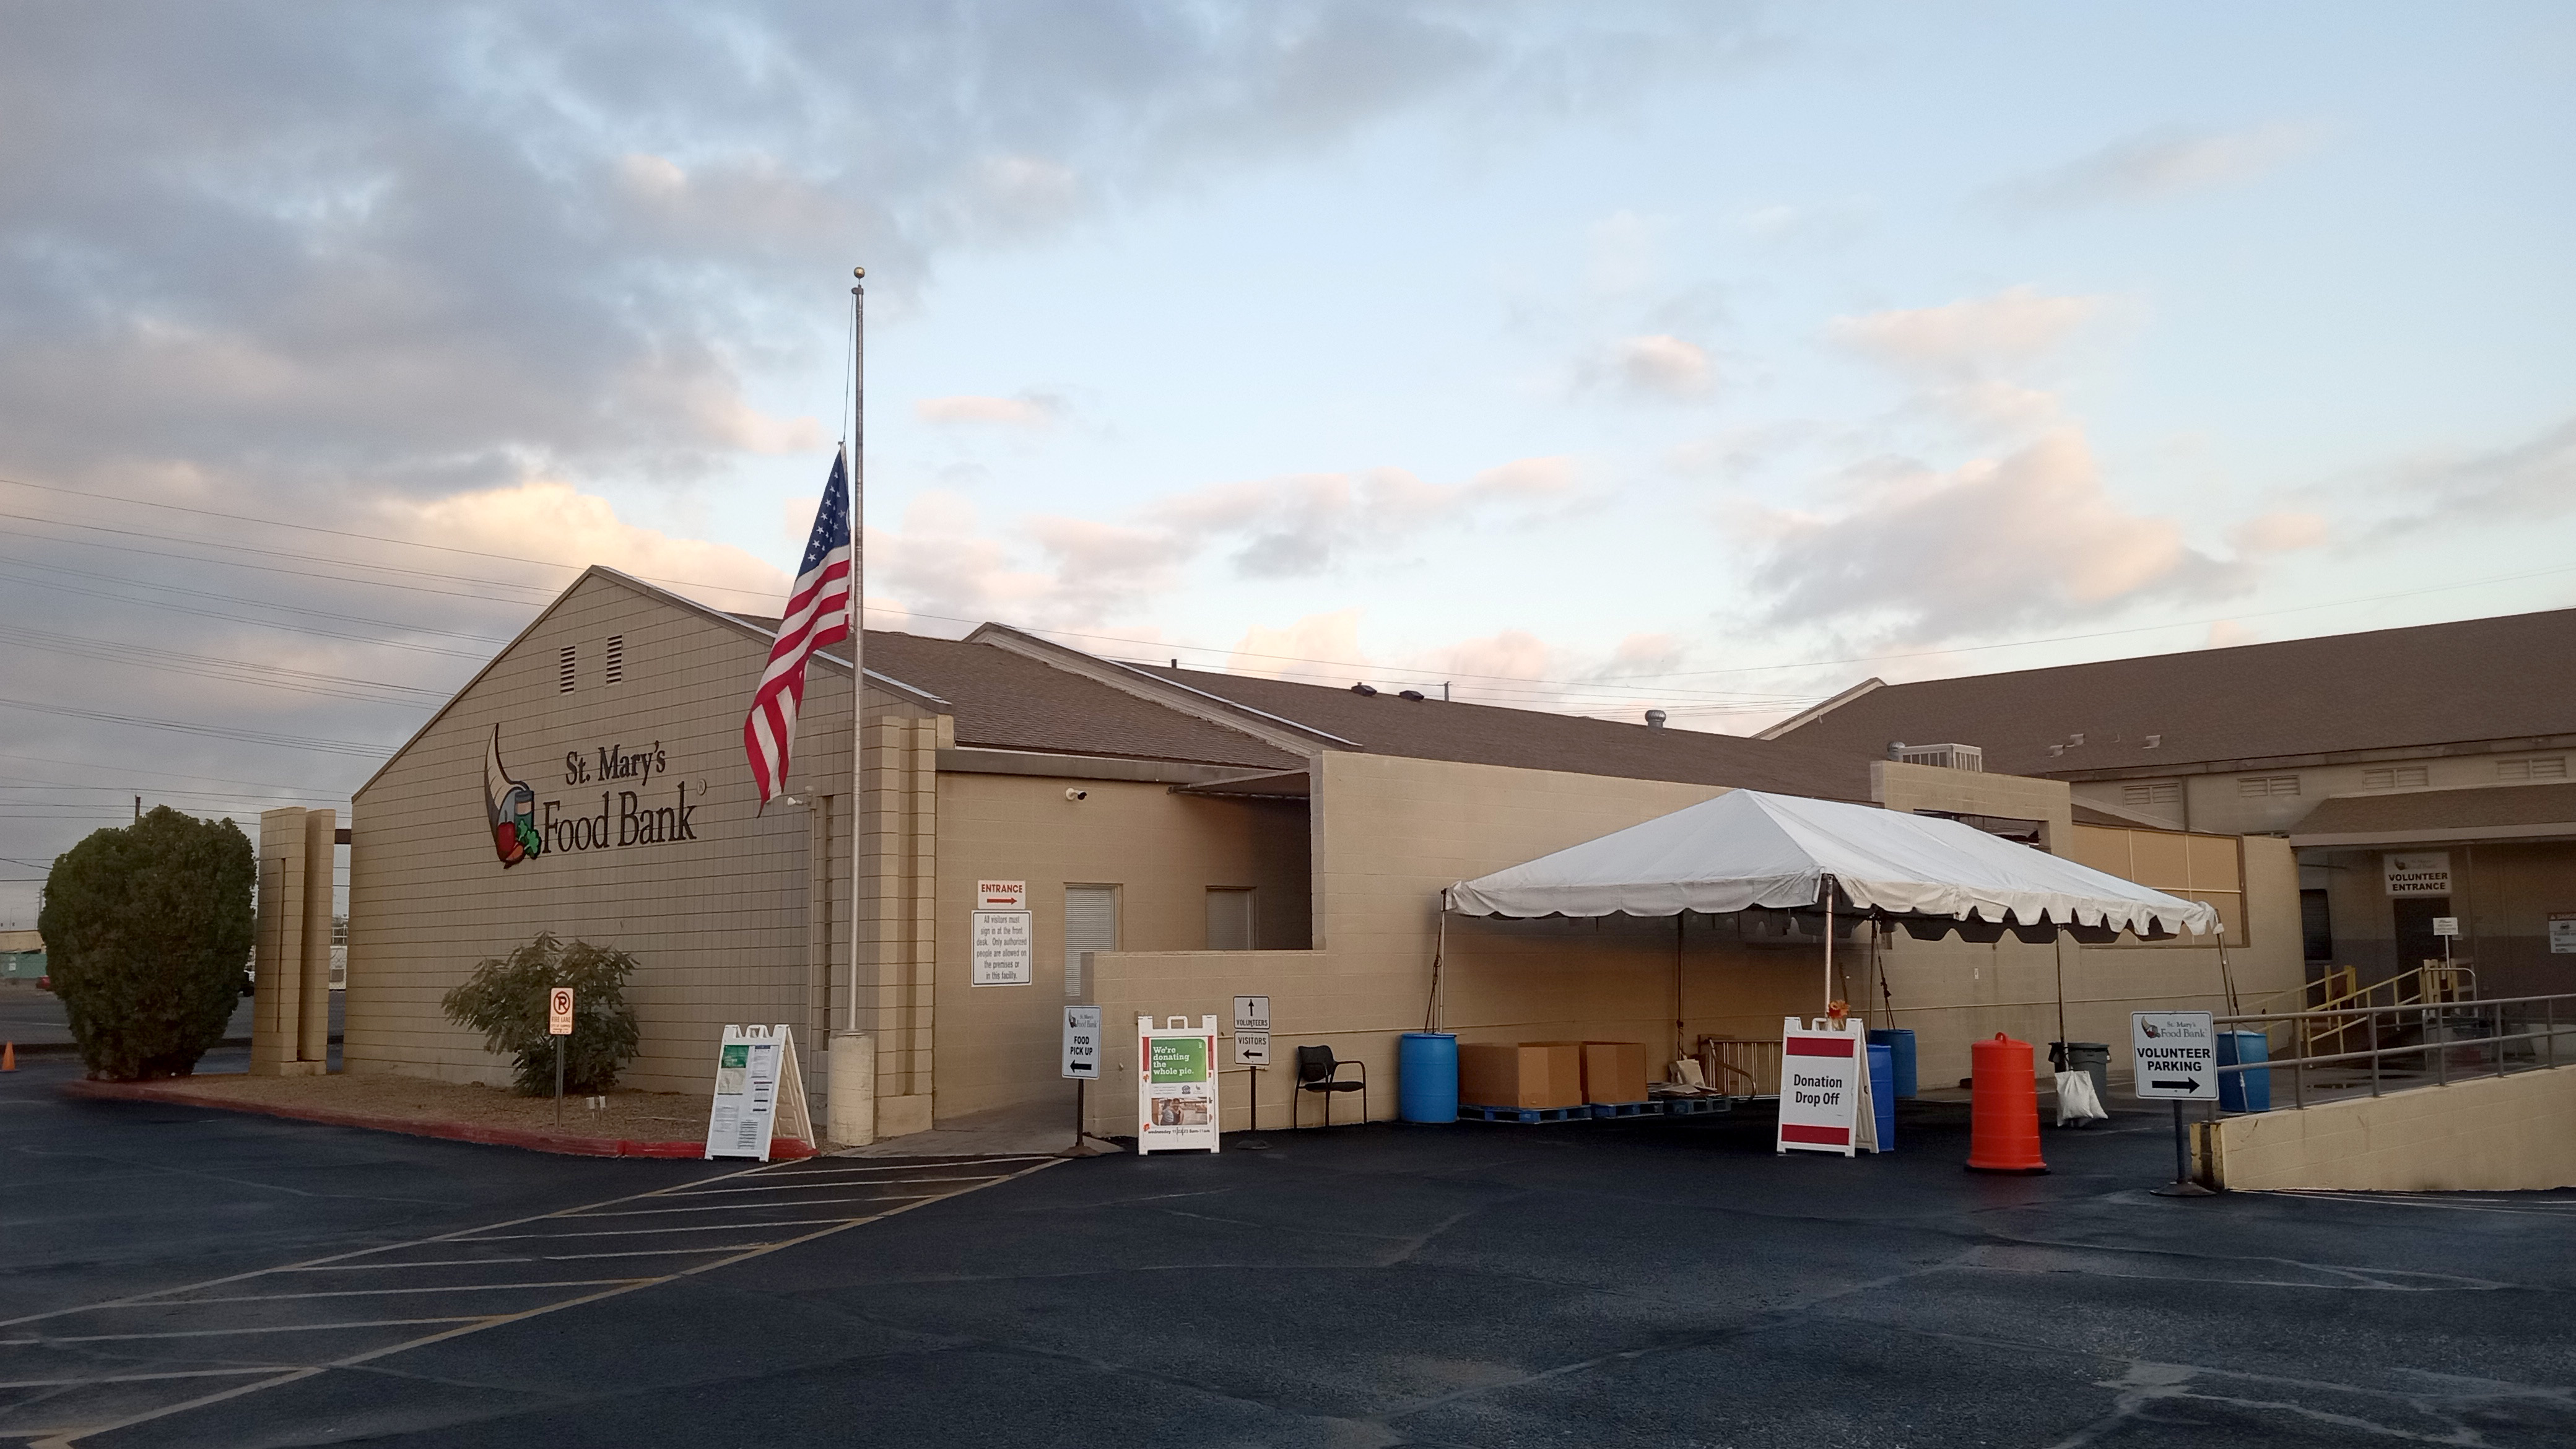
[1065,788,1088,801]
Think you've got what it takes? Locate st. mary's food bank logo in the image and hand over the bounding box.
[482,726,702,869]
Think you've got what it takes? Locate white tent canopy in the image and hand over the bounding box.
[1445,789,2217,938]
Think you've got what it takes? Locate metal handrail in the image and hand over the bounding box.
[2204,991,2571,1112]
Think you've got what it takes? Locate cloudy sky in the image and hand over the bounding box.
[4,2,2573,921]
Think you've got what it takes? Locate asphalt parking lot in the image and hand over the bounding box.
[7,1051,2572,1448]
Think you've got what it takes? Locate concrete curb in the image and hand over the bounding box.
[57,1078,818,1160]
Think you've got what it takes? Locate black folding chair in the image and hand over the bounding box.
[1292,1044,1367,1128]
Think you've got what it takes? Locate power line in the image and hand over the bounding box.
[0,698,388,757]
[0,557,506,656]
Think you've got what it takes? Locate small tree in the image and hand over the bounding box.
[440,933,642,1095]
[39,806,255,1080]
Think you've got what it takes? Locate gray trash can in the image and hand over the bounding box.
[2048,1040,2111,1107]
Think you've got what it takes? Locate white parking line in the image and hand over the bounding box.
[449,1216,868,1242]
[6,1315,479,1346]
[568,1193,942,1218]
[665,1173,1007,1197]
[151,1280,645,1306]
[0,1368,281,1391]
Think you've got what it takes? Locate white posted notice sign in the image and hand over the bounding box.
[1777,1017,1874,1157]
[2131,1010,2217,1100]
[1062,1006,1102,1079]
[1137,1015,1221,1154]
[703,1024,812,1160]
[971,910,1035,986]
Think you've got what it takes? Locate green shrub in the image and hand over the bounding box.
[38,806,255,1081]
[440,933,641,1095]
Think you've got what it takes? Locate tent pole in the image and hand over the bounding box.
[1822,875,1835,1017]
[1674,913,1686,1071]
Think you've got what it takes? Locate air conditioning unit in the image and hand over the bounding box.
[1895,742,1983,772]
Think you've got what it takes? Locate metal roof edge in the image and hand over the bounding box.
[1756,677,1884,741]
[964,623,1354,752]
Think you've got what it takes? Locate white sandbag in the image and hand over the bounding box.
[2055,1070,2110,1126]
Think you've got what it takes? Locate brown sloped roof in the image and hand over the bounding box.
[848,632,1300,769]
[1773,607,2576,777]
[2289,781,2576,843]
[1129,665,1878,799]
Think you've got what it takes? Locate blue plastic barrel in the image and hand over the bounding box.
[1868,1027,1918,1098]
[1398,1032,1458,1123]
[2217,1029,2271,1113]
[1866,1042,1896,1152]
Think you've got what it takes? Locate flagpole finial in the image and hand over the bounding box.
[852,265,865,280]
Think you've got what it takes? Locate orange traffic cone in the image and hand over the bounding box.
[1966,1032,2047,1173]
[2,1041,15,1072]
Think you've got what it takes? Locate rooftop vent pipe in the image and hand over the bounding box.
[1645,710,1668,729]
[1351,682,1378,697]
[1887,741,1906,760]
[1399,689,1425,701]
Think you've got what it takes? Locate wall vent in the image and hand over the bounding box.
[1894,742,1983,772]
[605,635,624,685]
[2237,775,2300,798]
[2121,781,2181,807]
[2499,756,2567,781]
[557,645,577,694]
[2363,765,2428,791]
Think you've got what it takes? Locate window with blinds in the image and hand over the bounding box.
[557,645,576,694]
[1064,885,1118,1000]
[2236,775,2299,798]
[2362,765,2428,790]
[2499,757,2567,781]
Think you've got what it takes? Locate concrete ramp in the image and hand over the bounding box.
[2204,1063,2576,1191]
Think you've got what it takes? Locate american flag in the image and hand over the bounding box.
[743,449,853,807]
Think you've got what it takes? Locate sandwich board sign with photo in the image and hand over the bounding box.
[1137,1014,1221,1154]
[1777,1017,1876,1157]
[2131,1011,2217,1100]
[703,1024,813,1161]
[1232,994,1270,1066]
[971,908,1035,986]
[1062,1005,1102,1079]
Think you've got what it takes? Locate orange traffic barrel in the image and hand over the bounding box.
[1966,1032,2047,1173]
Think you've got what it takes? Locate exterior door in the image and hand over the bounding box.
[2391,896,2452,980]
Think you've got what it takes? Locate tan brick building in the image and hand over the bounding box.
[335,567,2300,1143]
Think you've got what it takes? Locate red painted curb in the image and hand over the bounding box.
[58,1079,817,1160]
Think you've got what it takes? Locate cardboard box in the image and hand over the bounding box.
[1581,1041,1650,1105]
[1530,1040,1652,1105]
[1457,1042,1583,1110]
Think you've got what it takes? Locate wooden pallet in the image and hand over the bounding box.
[1456,1102,1588,1125]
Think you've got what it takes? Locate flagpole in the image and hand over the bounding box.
[848,265,866,1037]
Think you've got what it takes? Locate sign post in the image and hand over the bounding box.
[1233,996,1271,1151]
[1062,1006,1106,1154]
[2133,1009,2218,1197]
[548,986,573,1128]
[1136,1014,1220,1154]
